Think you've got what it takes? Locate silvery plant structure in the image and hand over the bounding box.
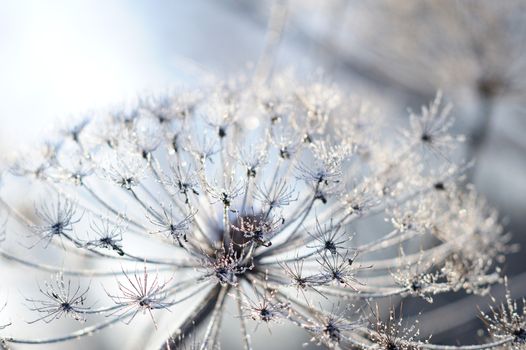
[0,74,523,349]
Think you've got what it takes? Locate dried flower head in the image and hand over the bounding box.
[105,266,172,328]
[25,273,91,324]
[0,73,514,349]
[347,0,526,99]
[480,279,526,348]
[368,303,427,350]
[30,196,82,248]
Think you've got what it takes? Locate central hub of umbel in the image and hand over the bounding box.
[208,212,280,286]
[226,213,276,256]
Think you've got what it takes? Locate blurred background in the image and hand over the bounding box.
[1,0,525,347]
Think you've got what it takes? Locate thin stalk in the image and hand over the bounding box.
[253,0,289,84]
[161,285,221,350]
